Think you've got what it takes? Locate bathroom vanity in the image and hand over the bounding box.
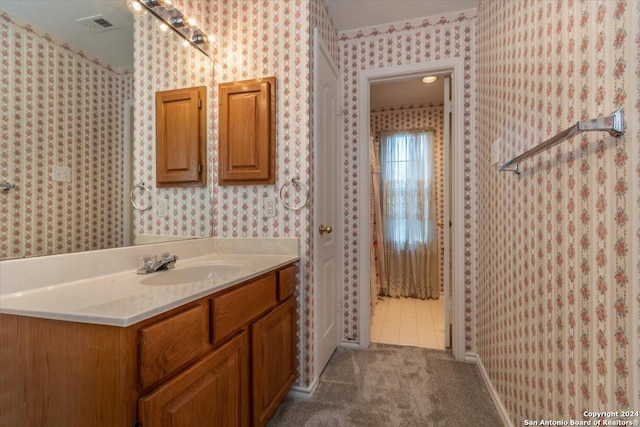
[0,238,299,427]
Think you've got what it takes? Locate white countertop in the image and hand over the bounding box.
[0,238,299,327]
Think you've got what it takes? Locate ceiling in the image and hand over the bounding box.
[324,0,478,32]
[370,76,445,110]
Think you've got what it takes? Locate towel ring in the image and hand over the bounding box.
[279,177,309,211]
[130,183,152,211]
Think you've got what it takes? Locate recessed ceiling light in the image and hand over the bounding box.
[421,76,438,84]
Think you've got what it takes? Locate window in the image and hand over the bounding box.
[379,131,434,247]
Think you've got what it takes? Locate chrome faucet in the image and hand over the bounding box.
[137,253,179,274]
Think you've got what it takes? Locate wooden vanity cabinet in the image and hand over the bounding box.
[0,315,138,427]
[0,263,297,427]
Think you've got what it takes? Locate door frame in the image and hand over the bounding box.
[312,28,343,389]
[123,99,134,247]
[357,58,466,361]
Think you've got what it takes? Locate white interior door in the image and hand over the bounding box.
[314,28,340,376]
[443,76,452,349]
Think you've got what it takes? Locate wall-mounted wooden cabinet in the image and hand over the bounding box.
[156,86,206,188]
[218,77,275,185]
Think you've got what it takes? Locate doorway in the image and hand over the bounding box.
[357,59,466,361]
[368,84,447,348]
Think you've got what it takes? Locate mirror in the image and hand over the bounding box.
[0,0,212,260]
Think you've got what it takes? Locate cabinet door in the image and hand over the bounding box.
[250,297,297,427]
[138,332,249,427]
[156,86,206,187]
[218,77,275,185]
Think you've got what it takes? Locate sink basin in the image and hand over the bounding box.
[140,264,242,286]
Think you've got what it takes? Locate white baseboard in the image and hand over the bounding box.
[339,340,361,349]
[288,377,318,400]
[465,352,514,427]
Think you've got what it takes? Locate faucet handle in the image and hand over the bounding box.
[140,255,155,270]
[161,253,178,261]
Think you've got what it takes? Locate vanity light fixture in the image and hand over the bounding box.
[129,0,211,59]
[421,76,438,84]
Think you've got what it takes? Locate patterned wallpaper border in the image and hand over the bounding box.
[338,8,477,40]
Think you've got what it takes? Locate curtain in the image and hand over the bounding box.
[370,136,387,318]
[380,131,439,299]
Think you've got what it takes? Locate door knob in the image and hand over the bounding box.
[319,224,333,235]
[437,221,444,227]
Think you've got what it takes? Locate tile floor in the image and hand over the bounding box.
[370,296,446,349]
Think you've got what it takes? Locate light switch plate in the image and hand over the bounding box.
[53,166,72,183]
[264,197,275,218]
[490,138,501,166]
[157,198,168,217]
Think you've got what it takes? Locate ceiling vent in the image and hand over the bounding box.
[76,15,120,33]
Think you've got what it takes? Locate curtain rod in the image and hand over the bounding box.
[499,109,624,175]
[377,128,436,136]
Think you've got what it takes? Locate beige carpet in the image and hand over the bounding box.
[268,343,504,427]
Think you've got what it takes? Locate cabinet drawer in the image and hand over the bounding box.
[277,265,296,301]
[138,302,208,390]
[212,274,276,345]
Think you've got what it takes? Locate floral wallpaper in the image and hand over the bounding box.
[338,10,477,346]
[370,104,445,293]
[1,12,132,259]
[476,0,639,422]
[133,0,338,389]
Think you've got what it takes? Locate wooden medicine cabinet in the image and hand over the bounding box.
[156,86,206,187]
[218,77,275,185]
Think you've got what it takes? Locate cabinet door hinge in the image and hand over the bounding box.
[197,98,202,109]
[198,164,203,174]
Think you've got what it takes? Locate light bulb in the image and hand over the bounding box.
[126,0,147,16]
[186,16,198,29]
[160,0,175,10]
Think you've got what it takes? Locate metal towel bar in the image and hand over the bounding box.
[499,109,624,175]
